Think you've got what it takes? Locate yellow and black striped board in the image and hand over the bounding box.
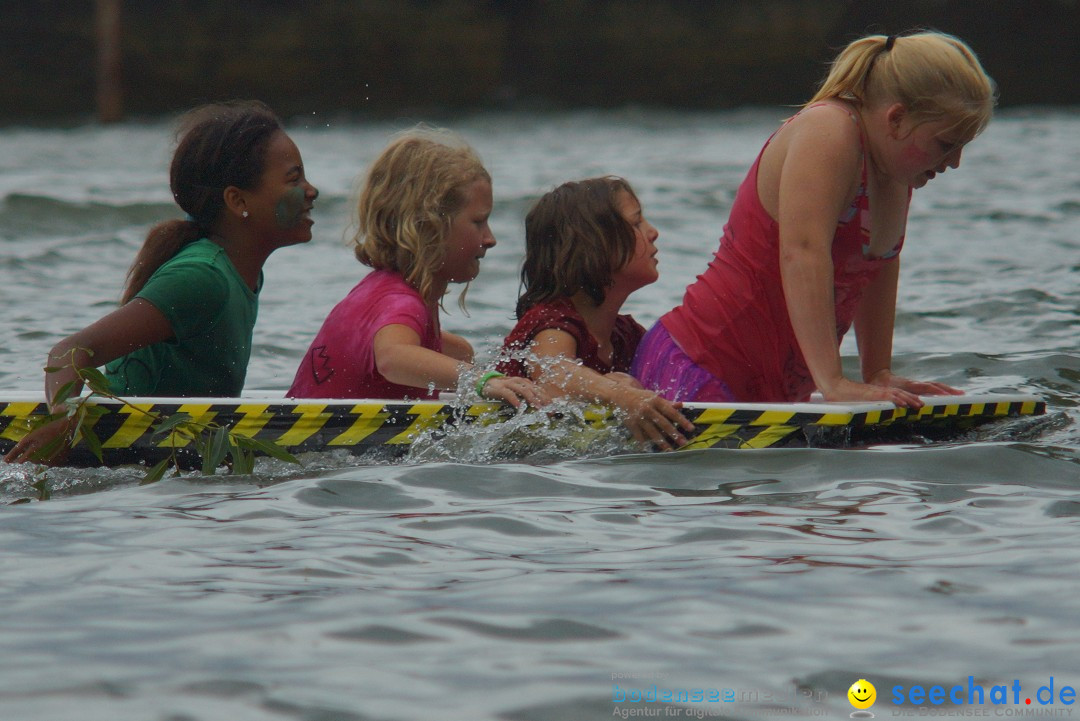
[0,392,1046,467]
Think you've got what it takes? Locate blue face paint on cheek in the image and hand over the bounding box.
[274,186,307,228]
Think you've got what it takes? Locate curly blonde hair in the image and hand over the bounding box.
[353,126,491,305]
[808,31,996,142]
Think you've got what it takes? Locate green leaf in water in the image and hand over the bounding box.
[234,435,300,465]
[140,458,171,485]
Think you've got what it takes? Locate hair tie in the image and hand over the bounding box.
[884,35,897,51]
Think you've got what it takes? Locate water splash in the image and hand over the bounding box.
[404,396,639,464]
[400,348,649,463]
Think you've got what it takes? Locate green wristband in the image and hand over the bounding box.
[476,370,505,398]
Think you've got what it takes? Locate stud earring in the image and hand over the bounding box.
[242,211,249,218]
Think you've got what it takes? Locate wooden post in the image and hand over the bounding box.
[95,0,123,123]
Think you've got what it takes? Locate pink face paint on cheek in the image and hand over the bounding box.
[901,142,932,166]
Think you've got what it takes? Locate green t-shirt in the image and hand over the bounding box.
[105,238,260,397]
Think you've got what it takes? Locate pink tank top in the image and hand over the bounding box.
[661,105,907,402]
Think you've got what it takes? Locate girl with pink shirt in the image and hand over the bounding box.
[288,128,543,406]
[633,31,996,407]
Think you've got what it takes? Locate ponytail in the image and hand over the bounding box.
[806,36,887,106]
[120,219,201,304]
[807,32,995,139]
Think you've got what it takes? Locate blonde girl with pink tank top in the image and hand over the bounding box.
[633,31,996,407]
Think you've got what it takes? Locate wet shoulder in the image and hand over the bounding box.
[780,103,864,158]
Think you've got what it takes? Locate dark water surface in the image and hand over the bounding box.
[0,108,1077,720]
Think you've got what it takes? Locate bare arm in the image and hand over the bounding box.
[374,324,544,408]
[776,107,924,407]
[5,299,175,463]
[527,329,693,450]
[854,257,900,384]
[375,324,470,391]
[440,330,474,363]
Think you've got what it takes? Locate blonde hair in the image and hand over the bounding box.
[808,31,997,141]
[353,126,491,306]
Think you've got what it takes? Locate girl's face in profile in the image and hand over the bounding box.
[437,178,496,285]
[889,110,969,189]
[241,131,319,248]
[611,191,660,292]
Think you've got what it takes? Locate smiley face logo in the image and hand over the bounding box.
[848,679,877,710]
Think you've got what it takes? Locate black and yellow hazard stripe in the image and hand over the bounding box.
[676,396,1045,450]
[0,399,516,465]
[677,406,858,449]
[0,394,1046,467]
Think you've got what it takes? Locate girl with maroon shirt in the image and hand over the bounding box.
[501,177,692,450]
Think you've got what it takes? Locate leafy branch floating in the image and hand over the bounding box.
[28,350,299,485]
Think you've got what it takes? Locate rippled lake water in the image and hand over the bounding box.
[0,107,1077,720]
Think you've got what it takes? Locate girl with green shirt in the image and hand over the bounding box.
[6,100,318,464]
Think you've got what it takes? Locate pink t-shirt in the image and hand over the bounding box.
[288,270,442,399]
